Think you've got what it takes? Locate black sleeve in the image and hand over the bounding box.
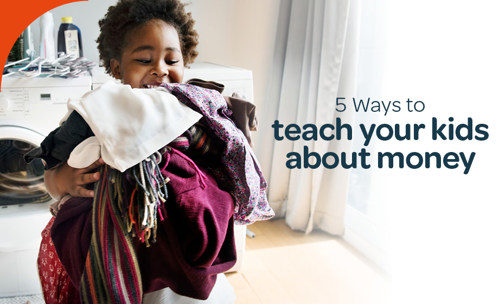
[24,111,94,169]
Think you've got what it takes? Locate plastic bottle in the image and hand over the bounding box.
[57,17,83,58]
[39,12,56,61]
[23,25,36,60]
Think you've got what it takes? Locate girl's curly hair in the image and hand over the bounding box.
[96,0,199,73]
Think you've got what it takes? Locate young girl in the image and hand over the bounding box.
[31,0,273,303]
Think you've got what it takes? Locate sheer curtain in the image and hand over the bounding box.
[256,0,360,234]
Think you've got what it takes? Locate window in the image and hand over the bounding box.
[343,0,390,273]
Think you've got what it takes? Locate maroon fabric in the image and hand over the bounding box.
[51,151,236,300]
[50,197,92,291]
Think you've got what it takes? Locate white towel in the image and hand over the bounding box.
[67,80,201,172]
[67,136,101,169]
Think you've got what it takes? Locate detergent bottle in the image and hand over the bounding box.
[57,17,83,58]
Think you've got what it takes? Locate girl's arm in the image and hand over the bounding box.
[44,158,104,200]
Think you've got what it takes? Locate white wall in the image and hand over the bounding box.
[186,0,281,109]
[27,0,280,109]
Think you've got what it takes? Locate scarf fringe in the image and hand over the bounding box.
[80,149,170,304]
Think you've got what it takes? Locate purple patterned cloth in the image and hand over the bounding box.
[161,83,274,224]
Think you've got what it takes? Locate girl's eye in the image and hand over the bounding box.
[136,59,151,64]
[166,60,179,65]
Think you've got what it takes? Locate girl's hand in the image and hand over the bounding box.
[44,158,104,200]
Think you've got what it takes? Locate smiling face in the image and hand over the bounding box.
[110,19,184,88]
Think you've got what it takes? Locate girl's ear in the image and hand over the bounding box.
[110,58,122,79]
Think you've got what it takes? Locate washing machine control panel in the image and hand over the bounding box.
[1,76,92,135]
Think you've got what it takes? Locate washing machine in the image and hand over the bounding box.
[0,75,92,296]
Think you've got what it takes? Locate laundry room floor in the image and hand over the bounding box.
[226,219,390,304]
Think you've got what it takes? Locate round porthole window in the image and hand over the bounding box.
[0,127,51,206]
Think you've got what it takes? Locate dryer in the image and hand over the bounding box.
[0,75,91,296]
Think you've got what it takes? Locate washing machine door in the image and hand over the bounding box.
[0,126,51,205]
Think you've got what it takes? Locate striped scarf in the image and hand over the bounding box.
[80,150,169,303]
